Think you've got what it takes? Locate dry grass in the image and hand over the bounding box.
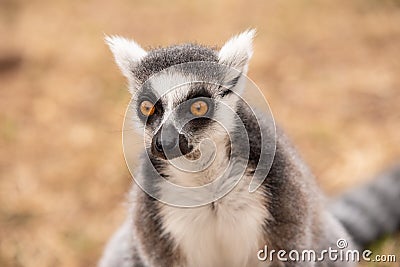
[0,0,399,266]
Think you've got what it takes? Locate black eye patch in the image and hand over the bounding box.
[185,117,214,133]
[136,91,164,125]
[185,85,213,101]
[176,96,216,134]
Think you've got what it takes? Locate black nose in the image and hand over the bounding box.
[152,124,191,159]
[154,127,177,152]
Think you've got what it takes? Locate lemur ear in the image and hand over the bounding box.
[105,35,147,79]
[218,29,255,74]
[218,29,255,95]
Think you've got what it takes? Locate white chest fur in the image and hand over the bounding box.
[159,177,269,267]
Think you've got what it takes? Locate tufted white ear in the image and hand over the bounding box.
[105,35,147,79]
[218,29,256,95]
[218,29,255,74]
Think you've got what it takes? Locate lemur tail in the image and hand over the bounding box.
[329,165,400,249]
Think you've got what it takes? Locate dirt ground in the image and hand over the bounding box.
[0,0,399,266]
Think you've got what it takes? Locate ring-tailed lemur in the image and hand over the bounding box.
[99,30,400,267]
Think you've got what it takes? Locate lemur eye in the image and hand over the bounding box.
[139,100,155,116]
[190,100,208,116]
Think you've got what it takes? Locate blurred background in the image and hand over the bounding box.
[0,0,399,266]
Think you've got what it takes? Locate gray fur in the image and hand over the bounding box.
[133,44,218,84]
[99,35,400,267]
[98,218,141,267]
[329,165,400,249]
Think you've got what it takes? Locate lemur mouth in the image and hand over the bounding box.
[184,148,201,160]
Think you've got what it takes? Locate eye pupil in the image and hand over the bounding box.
[190,100,208,116]
[140,100,155,116]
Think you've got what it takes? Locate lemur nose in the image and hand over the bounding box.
[152,124,191,159]
[153,124,179,152]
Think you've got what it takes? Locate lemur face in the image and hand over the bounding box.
[106,30,255,161]
[137,81,216,160]
[134,71,238,160]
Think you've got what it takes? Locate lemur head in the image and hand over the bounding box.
[106,30,255,162]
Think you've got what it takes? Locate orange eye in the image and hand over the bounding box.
[139,100,155,116]
[190,100,208,116]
